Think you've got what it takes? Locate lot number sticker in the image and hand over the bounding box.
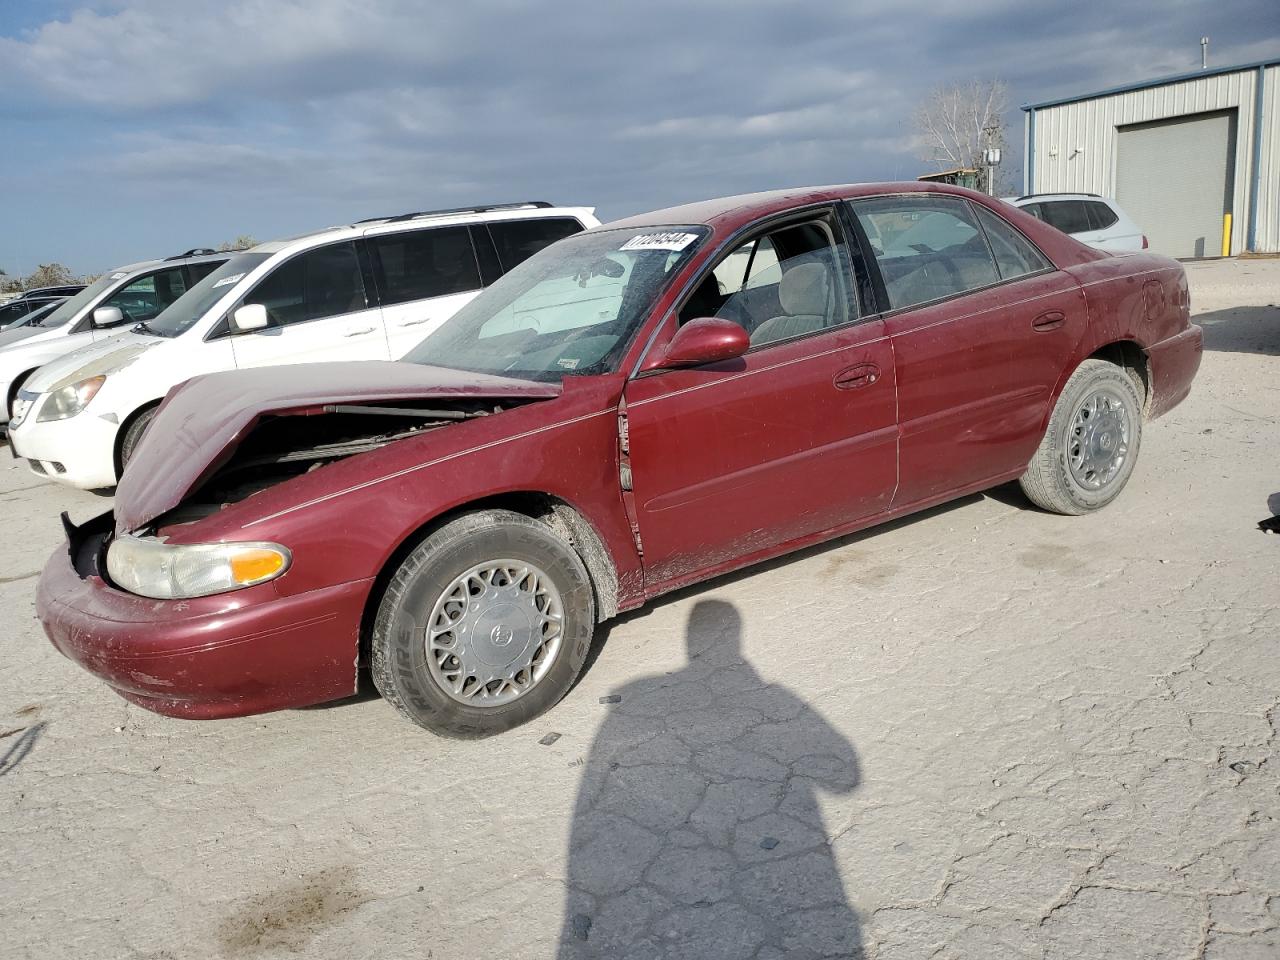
[619,232,699,252]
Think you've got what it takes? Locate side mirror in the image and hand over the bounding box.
[91,306,124,328]
[231,303,269,333]
[647,317,750,370]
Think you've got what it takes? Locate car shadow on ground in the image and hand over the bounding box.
[583,487,1010,679]
[1197,305,1280,357]
[557,599,866,958]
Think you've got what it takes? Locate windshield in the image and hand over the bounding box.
[28,273,118,327]
[143,254,270,337]
[403,226,708,380]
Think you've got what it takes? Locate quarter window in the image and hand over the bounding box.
[851,197,999,310]
[487,218,584,271]
[244,241,367,326]
[368,226,481,306]
[973,206,1053,281]
[1085,201,1119,231]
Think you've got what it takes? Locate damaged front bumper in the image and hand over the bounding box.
[36,511,372,719]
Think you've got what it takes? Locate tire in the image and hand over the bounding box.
[1019,359,1143,515]
[118,406,158,474]
[7,369,35,420]
[371,509,595,738]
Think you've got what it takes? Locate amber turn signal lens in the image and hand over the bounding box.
[229,548,288,585]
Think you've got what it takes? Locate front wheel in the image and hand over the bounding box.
[371,510,595,738]
[118,405,158,475]
[1019,359,1143,515]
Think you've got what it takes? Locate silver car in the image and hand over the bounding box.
[1006,194,1146,252]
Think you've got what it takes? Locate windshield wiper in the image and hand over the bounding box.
[133,321,158,336]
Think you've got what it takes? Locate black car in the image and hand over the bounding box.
[0,284,86,330]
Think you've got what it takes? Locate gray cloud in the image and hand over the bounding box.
[1,0,1276,271]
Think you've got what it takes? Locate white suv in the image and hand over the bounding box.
[9,202,598,489]
[1005,194,1146,252]
[1,250,229,428]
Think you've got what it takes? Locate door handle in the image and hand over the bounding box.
[1032,310,1066,332]
[344,326,376,337]
[834,362,881,390]
[397,317,430,327]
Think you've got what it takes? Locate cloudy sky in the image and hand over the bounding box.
[1,0,1277,275]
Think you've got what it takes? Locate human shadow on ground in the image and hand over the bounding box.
[558,600,864,959]
[0,721,47,776]
[1197,305,1280,357]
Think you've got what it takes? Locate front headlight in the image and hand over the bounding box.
[106,535,292,599]
[37,375,106,422]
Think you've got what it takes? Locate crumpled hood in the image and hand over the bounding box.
[28,332,155,392]
[114,361,562,532]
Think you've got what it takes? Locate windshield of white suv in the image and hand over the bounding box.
[403,226,708,381]
[141,254,271,338]
[27,273,117,327]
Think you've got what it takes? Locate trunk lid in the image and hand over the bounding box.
[114,361,561,532]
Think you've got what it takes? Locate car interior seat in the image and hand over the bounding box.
[750,260,831,346]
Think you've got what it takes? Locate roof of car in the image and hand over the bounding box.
[1011,193,1105,203]
[248,202,595,255]
[19,284,85,296]
[603,181,990,235]
[103,249,229,276]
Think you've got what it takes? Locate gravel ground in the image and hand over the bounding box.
[1,258,1277,959]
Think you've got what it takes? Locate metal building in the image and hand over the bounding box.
[1022,57,1279,257]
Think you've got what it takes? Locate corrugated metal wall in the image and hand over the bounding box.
[1027,64,1279,254]
[1258,66,1280,253]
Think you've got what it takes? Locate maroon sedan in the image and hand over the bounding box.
[36,183,1202,737]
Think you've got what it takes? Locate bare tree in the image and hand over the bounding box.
[914,78,1011,194]
[2,262,77,293]
[216,235,258,252]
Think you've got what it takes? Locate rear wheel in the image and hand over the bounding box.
[371,510,595,738]
[1019,359,1143,515]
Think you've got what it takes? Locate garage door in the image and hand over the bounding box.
[1115,111,1235,258]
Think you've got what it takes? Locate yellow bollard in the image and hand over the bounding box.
[1222,213,1232,257]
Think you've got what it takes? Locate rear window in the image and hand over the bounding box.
[486,217,584,271]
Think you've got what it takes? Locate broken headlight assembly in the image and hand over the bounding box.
[37,375,106,422]
[106,535,291,599]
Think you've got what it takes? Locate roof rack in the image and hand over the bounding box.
[354,201,554,226]
[165,247,220,260]
[1014,192,1101,202]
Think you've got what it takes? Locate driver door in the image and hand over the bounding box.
[622,211,899,593]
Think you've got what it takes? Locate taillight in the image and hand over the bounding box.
[1141,235,1149,249]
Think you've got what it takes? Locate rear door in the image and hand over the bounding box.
[624,209,898,591]
[367,218,587,358]
[365,224,485,357]
[849,195,1087,507]
[229,240,390,369]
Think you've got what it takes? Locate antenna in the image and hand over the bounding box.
[1201,36,1209,69]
